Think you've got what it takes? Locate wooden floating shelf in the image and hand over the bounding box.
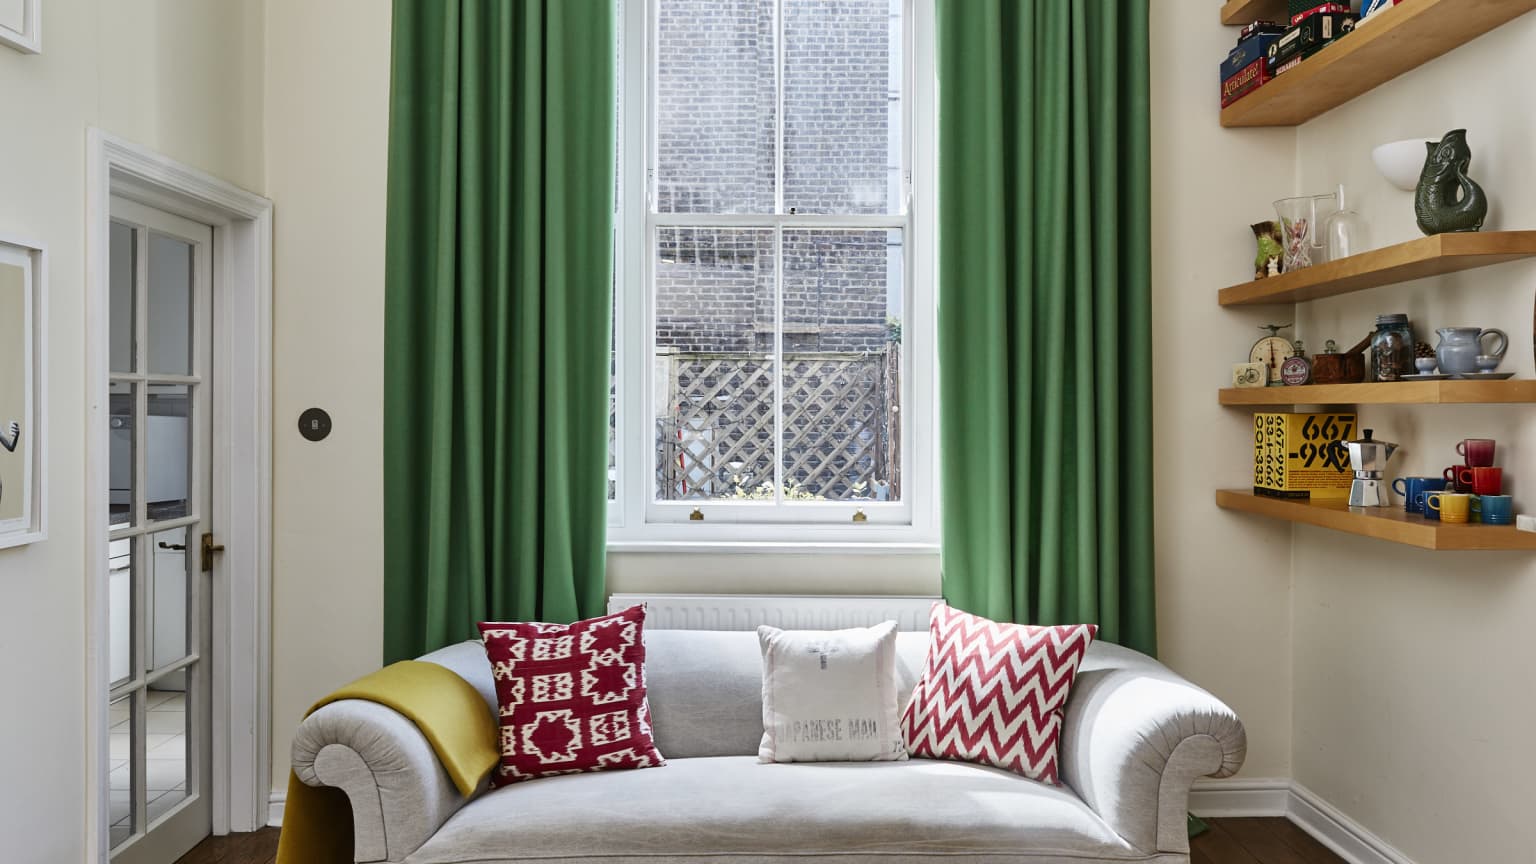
[1219,380,1536,406]
[1216,490,1536,550]
[1221,0,1536,128]
[1220,0,1288,26]
[1219,232,1536,306]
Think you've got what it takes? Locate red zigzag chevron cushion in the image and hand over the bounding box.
[478,605,665,785]
[900,603,1097,784]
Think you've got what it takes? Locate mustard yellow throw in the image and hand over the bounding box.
[275,660,499,864]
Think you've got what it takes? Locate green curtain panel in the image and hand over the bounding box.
[383,0,615,662]
[935,0,1156,655]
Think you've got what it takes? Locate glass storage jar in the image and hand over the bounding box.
[1371,313,1414,382]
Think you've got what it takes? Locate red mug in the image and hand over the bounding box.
[1472,466,1503,496]
[1445,465,1475,492]
[1457,438,1496,468]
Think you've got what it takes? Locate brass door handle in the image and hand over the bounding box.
[201,532,225,573]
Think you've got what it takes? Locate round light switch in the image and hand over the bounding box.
[298,408,333,442]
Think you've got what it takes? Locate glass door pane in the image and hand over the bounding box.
[147,235,193,376]
[110,223,137,374]
[109,383,136,528]
[108,693,136,849]
[149,526,190,666]
[145,386,191,522]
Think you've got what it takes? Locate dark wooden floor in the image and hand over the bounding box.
[178,818,1344,864]
[1192,818,1347,864]
[174,828,278,864]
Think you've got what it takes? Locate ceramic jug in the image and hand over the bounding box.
[1435,327,1506,375]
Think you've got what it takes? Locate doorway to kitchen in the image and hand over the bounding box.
[86,131,274,863]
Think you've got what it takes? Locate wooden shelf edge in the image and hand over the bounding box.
[1218,380,1536,407]
[1220,0,1536,128]
[1220,0,1288,26]
[1216,489,1536,550]
[1218,231,1536,307]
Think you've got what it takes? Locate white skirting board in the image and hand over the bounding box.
[1191,778,1417,864]
[268,791,284,828]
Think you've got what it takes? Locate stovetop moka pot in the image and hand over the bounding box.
[1345,428,1398,508]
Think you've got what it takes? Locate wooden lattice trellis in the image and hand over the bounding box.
[656,347,900,501]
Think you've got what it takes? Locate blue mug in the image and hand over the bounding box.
[1480,494,1514,525]
[1393,476,1446,515]
[1423,490,1447,522]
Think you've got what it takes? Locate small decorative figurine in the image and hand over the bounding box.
[1415,129,1488,235]
[1281,340,1312,385]
[1251,221,1284,278]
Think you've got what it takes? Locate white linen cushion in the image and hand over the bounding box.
[756,621,906,762]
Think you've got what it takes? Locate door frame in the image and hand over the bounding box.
[85,129,274,861]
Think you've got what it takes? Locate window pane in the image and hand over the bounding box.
[783,0,903,215]
[781,229,902,500]
[654,228,776,500]
[655,0,775,214]
[147,234,194,376]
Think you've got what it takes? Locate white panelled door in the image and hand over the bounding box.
[106,196,215,863]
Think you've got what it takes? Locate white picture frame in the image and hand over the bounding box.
[0,0,40,54]
[0,234,46,548]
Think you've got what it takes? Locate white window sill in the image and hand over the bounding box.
[606,539,940,556]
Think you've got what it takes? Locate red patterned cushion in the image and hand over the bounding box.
[900,603,1097,784]
[478,605,665,785]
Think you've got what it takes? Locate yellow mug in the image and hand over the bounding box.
[1428,492,1479,524]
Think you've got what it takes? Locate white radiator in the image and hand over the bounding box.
[607,593,939,631]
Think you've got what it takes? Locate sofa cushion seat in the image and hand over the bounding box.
[405,755,1150,864]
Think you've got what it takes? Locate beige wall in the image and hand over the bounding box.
[0,0,262,859]
[264,0,393,795]
[1291,15,1536,862]
[1148,0,1299,781]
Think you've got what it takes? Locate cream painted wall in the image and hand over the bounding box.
[263,0,393,792]
[1147,0,1298,780]
[1291,14,1536,862]
[0,0,262,859]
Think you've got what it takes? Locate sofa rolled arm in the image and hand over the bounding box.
[1057,643,1246,856]
[292,699,478,863]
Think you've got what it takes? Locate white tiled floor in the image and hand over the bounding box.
[109,688,188,849]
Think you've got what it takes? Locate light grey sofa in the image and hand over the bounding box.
[291,630,1245,864]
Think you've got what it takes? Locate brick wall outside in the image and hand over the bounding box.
[654,0,899,356]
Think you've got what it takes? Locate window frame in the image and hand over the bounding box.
[611,0,937,548]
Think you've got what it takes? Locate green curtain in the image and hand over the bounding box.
[383,0,615,662]
[935,0,1156,655]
